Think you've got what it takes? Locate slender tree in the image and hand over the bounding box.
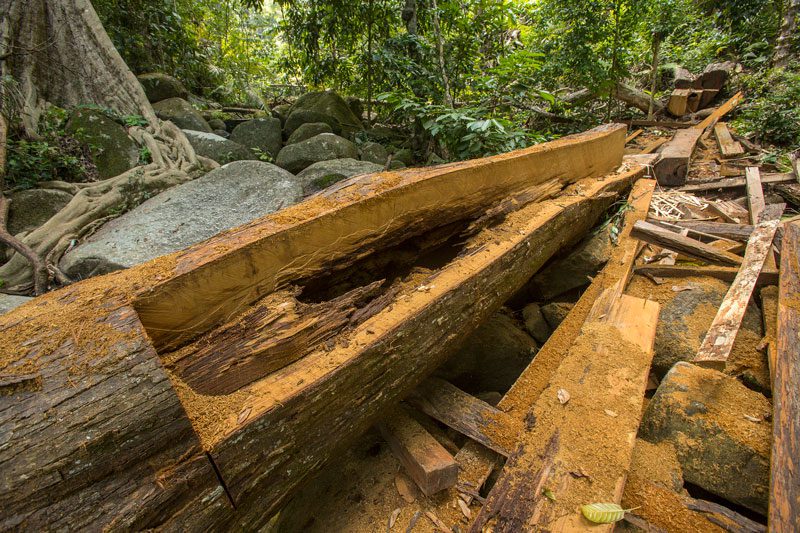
[774,0,799,67]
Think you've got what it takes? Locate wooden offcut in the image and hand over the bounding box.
[769,222,800,531]
[631,220,744,266]
[678,172,794,193]
[377,406,458,496]
[694,204,785,369]
[406,378,522,457]
[669,220,754,242]
[667,89,691,116]
[635,264,779,286]
[653,128,703,186]
[745,167,766,224]
[714,123,744,158]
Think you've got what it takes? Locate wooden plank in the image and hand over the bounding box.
[678,173,794,192]
[426,179,657,516]
[406,378,523,457]
[639,137,669,154]
[625,119,697,128]
[694,92,744,132]
[635,264,779,286]
[714,123,744,158]
[708,200,749,224]
[469,293,660,532]
[745,167,766,224]
[626,129,643,142]
[377,406,458,496]
[667,89,691,116]
[769,221,800,531]
[669,220,754,242]
[208,168,645,518]
[631,220,743,266]
[653,129,703,186]
[693,204,785,369]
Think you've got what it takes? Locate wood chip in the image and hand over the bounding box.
[457,498,472,519]
[389,508,401,530]
[557,388,571,405]
[395,473,417,503]
[424,511,453,533]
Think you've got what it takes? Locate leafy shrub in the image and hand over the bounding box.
[733,67,800,146]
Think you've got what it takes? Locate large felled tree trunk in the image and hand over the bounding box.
[0,0,207,292]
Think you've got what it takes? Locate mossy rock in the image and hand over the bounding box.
[230,118,283,159]
[287,91,364,137]
[65,108,139,179]
[137,73,188,103]
[182,130,256,164]
[153,97,211,132]
[284,110,342,137]
[8,189,73,235]
[295,158,383,194]
[287,122,334,145]
[275,133,358,174]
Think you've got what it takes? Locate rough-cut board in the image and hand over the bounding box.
[693,204,785,369]
[769,221,800,531]
[667,89,691,116]
[469,293,660,532]
[631,220,743,266]
[640,137,669,155]
[694,92,744,132]
[708,200,750,224]
[635,264,779,286]
[134,124,627,350]
[745,167,766,224]
[714,123,745,158]
[670,220,754,242]
[406,378,522,457]
[653,129,703,186]
[206,168,644,520]
[760,285,778,388]
[427,179,656,517]
[678,172,793,193]
[377,406,458,496]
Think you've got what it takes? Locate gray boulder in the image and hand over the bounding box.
[0,294,32,315]
[284,110,342,137]
[296,158,383,195]
[643,276,767,392]
[275,133,358,174]
[230,118,283,159]
[272,103,292,124]
[521,303,551,344]
[153,97,211,132]
[437,311,538,394]
[392,148,414,166]
[60,161,302,279]
[137,73,188,103]
[640,362,771,516]
[360,142,389,165]
[207,118,227,131]
[541,301,574,330]
[287,91,363,137]
[65,108,139,179]
[182,130,255,164]
[529,228,612,300]
[286,122,333,145]
[8,189,72,235]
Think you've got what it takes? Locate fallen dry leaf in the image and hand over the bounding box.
[395,473,416,503]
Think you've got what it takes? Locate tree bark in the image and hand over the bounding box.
[775,0,799,67]
[0,0,206,291]
[430,0,453,106]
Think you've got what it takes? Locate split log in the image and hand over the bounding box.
[635,264,779,286]
[695,61,736,91]
[0,128,636,529]
[694,204,785,369]
[612,82,664,114]
[714,123,745,158]
[469,292,660,532]
[631,220,743,266]
[653,129,703,186]
[678,172,794,192]
[202,167,646,520]
[406,378,522,457]
[377,406,458,496]
[769,221,800,531]
[134,124,627,350]
[667,89,692,116]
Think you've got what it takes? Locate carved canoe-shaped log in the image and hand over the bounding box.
[0,124,635,530]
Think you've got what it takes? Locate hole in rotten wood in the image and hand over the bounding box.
[160,217,476,397]
[682,481,767,526]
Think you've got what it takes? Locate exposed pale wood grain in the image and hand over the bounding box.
[669,220,754,242]
[678,173,794,192]
[759,285,779,391]
[654,129,703,186]
[632,220,744,266]
[635,264,779,286]
[626,129,643,142]
[745,167,766,224]
[377,406,458,496]
[469,294,660,532]
[694,92,744,132]
[769,221,800,531]
[708,200,750,224]
[406,378,522,457]
[694,204,785,369]
[714,123,745,158]
[668,89,691,116]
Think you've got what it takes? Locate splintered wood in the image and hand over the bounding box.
[769,222,800,531]
[693,204,785,369]
[469,293,659,532]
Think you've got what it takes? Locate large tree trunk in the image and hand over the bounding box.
[774,0,799,67]
[0,0,205,292]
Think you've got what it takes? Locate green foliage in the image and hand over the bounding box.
[733,67,800,146]
[378,92,547,160]
[5,107,96,190]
